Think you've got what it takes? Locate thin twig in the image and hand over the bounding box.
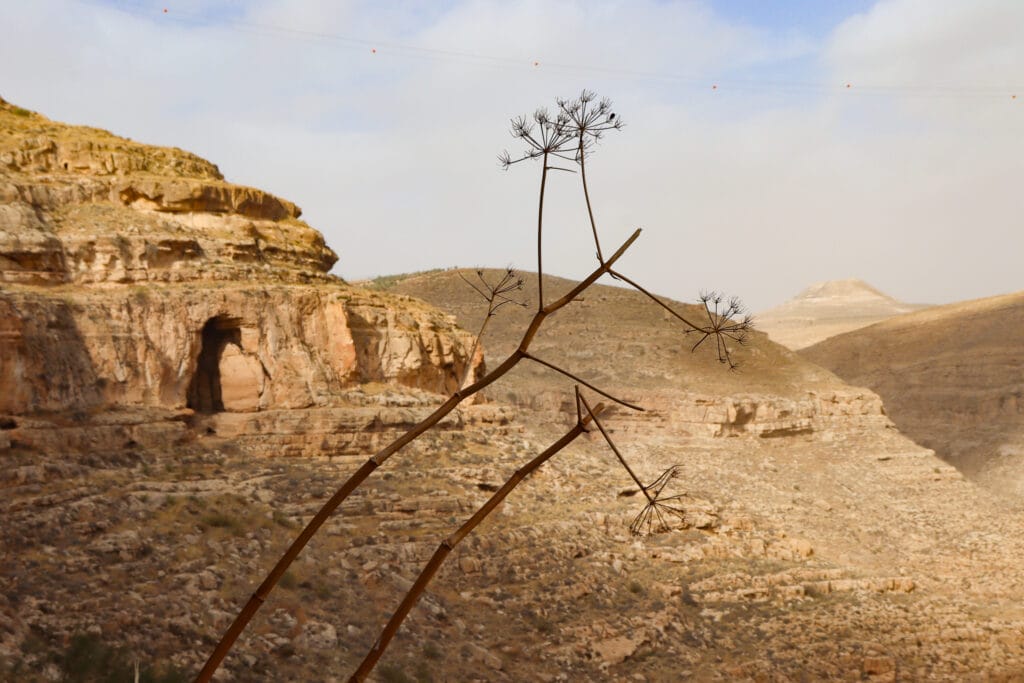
[522,351,644,412]
[579,393,687,536]
[537,151,548,309]
[578,143,604,263]
[459,312,490,390]
[608,268,703,332]
[578,394,653,504]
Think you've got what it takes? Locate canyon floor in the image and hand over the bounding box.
[5,274,1023,682]
[5,393,1024,682]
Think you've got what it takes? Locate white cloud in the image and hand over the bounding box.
[0,0,1020,311]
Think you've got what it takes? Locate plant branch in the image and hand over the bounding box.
[459,312,490,390]
[579,392,687,537]
[607,268,702,332]
[578,142,604,263]
[348,402,607,681]
[522,351,643,412]
[537,151,549,310]
[578,393,653,504]
[195,229,642,682]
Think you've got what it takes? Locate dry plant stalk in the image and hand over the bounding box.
[196,91,751,682]
[350,391,607,680]
[579,394,688,536]
[457,267,526,389]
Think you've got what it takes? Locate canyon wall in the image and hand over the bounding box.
[0,98,480,453]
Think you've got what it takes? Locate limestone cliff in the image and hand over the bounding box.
[0,98,481,451]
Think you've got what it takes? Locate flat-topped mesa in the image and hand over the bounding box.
[0,98,336,285]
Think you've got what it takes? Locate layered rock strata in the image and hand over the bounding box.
[0,98,481,452]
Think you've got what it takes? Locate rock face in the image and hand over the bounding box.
[0,287,475,416]
[0,97,331,286]
[0,98,481,448]
[757,278,929,350]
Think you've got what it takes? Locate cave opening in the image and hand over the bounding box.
[187,316,242,413]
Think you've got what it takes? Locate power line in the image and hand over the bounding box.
[77,0,1022,100]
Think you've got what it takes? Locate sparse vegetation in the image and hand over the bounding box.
[198,91,750,681]
[272,509,297,529]
[366,269,446,290]
[55,632,187,683]
[199,511,242,533]
[278,570,299,591]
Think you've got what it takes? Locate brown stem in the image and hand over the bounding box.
[578,142,604,263]
[349,402,607,681]
[537,151,549,310]
[521,351,644,412]
[578,393,653,504]
[195,230,642,682]
[459,310,491,390]
[608,268,703,332]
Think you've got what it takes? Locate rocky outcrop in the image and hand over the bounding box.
[0,286,477,417]
[0,98,334,286]
[668,389,889,438]
[0,98,482,450]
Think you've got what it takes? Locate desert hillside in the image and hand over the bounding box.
[3,100,1024,682]
[757,278,929,350]
[376,268,844,400]
[802,289,1024,495]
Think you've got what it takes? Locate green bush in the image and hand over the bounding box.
[59,633,187,682]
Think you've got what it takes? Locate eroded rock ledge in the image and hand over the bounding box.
[0,98,333,285]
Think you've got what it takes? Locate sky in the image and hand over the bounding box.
[1,0,1021,311]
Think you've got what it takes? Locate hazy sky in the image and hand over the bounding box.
[1,0,1021,311]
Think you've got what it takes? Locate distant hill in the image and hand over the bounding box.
[802,290,1024,494]
[371,268,848,408]
[757,278,929,350]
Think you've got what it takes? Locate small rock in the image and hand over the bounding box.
[198,570,219,591]
[464,642,503,670]
[591,635,643,665]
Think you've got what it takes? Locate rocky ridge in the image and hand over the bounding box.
[378,269,892,440]
[0,96,332,285]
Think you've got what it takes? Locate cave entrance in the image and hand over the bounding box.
[187,316,242,413]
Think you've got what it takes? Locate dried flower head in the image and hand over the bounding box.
[557,89,623,161]
[499,108,577,169]
[686,292,753,370]
[458,267,527,315]
[629,465,688,537]
[499,91,622,169]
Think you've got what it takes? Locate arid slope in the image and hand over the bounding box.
[377,268,842,402]
[802,289,1024,494]
[5,97,1024,681]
